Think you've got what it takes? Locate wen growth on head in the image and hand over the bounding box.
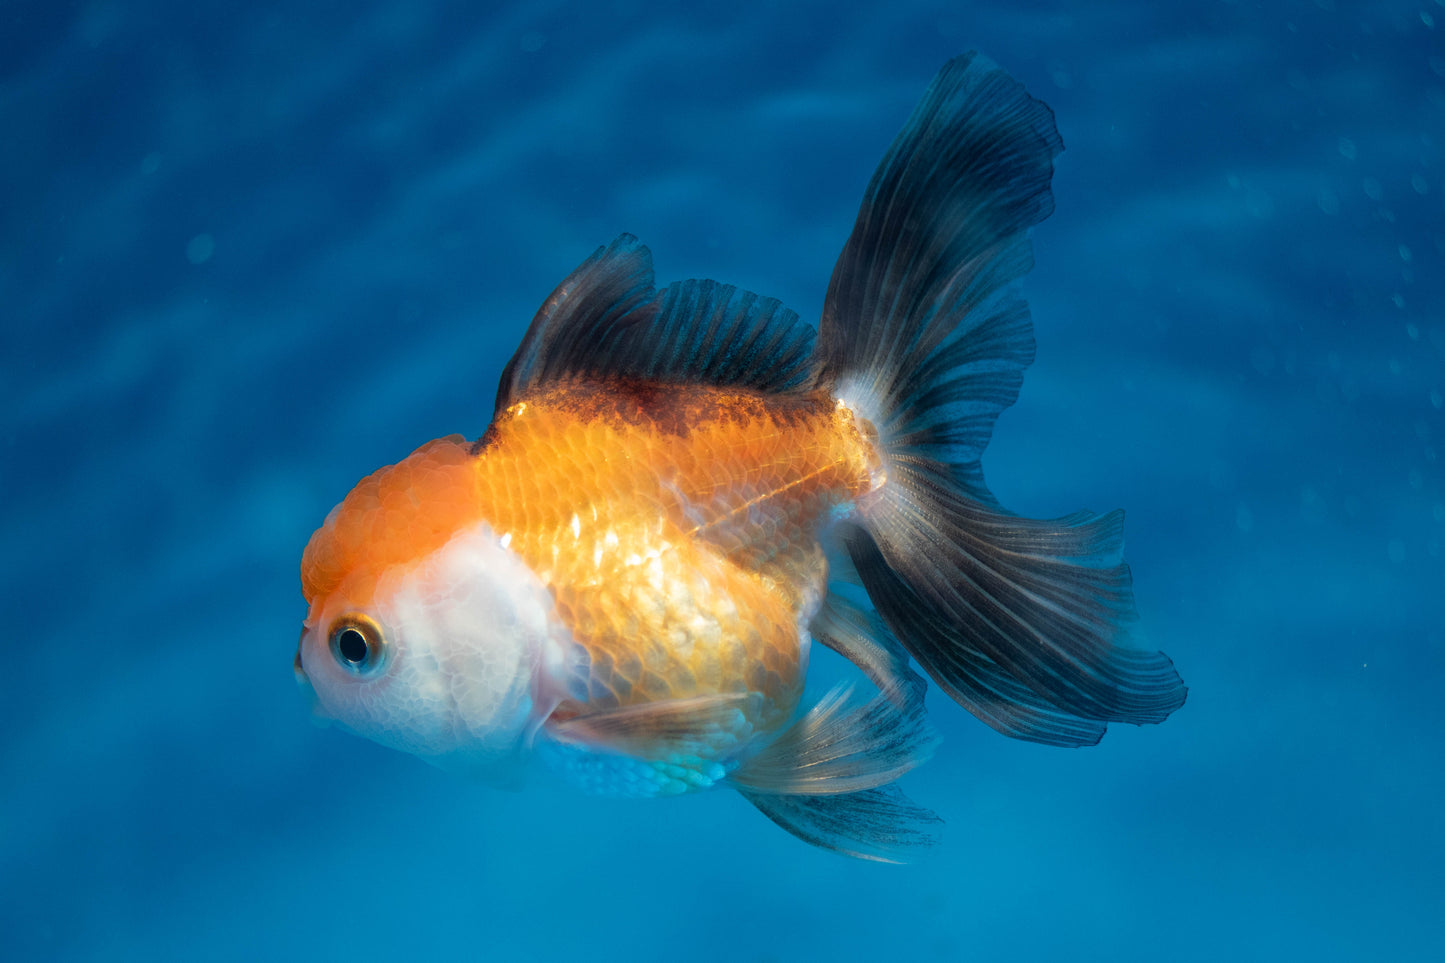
[293,52,1187,862]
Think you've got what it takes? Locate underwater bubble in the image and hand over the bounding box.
[1317,188,1340,214]
[1413,173,1430,194]
[1338,137,1357,160]
[186,234,215,265]
[1399,244,1413,262]
[1363,177,1383,200]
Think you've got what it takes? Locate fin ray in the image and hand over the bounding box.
[730,683,938,796]
[496,235,655,413]
[815,53,1186,742]
[547,693,758,760]
[809,592,927,709]
[818,53,1056,503]
[851,491,1186,735]
[740,784,942,863]
[496,235,817,414]
[845,524,1111,746]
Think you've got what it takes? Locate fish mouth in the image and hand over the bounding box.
[294,624,311,689]
[293,623,333,726]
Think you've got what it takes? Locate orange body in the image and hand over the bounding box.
[302,382,885,736]
[294,54,1188,859]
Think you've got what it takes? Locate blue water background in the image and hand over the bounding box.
[3,1,1442,960]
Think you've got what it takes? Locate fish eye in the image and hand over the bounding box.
[327,613,387,676]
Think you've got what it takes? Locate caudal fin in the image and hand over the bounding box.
[819,53,1186,745]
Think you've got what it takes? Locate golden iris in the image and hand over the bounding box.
[328,612,387,676]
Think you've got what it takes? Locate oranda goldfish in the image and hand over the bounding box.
[294,52,1187,861]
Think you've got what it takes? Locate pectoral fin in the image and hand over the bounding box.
[546,692,760,761]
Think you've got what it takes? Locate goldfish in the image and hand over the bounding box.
[294,52,1187,862]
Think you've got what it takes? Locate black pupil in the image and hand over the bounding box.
[338,628,369,665]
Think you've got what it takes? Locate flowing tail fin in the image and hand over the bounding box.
[819,53,1186,747]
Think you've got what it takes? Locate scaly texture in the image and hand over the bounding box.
[302,382,884,751]
[475,382,882,740]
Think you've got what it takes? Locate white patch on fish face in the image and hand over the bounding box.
[299,522,582,785]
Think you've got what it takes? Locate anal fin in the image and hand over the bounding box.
[739,784,942,863]
[730,683,938,795]
[729,684,941,862]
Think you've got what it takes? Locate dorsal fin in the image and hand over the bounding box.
[494,234,819,414]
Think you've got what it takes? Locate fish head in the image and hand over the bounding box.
[294,435,572,785]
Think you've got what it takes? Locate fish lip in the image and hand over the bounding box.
[292,622,334,728]
[294,624,311,688]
